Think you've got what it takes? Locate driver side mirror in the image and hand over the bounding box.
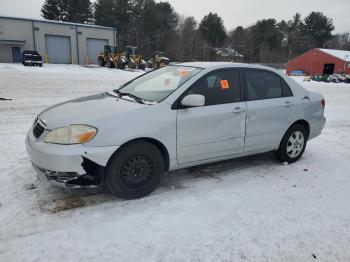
[181,94,205,107]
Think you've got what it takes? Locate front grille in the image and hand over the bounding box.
[33,121,45,138]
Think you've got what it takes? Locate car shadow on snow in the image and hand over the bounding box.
[161,152,277,189]
[35,152,279,213]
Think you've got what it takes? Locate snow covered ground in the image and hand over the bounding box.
[0,63,349,262]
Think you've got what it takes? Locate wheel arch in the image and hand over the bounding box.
[107,137,170,172]
[290,119,310,138]
[278,119,310,150]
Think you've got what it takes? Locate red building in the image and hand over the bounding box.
[287,48,350,75]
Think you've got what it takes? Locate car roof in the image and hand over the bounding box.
[178,61,276,71]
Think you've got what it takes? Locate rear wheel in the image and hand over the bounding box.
[105,141,164,199]
[128,61,136,70]
[98,57,105,67]
[138,63,146,70]
[153,62,160,69]
[277,124,307,164]
[106,59,115,68]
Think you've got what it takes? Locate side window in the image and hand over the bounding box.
[281,80,293,97]
[245,70,293,101]
[187,70,241,106]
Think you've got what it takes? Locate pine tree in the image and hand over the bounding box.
[285,13,308,59]
[41,0,62,21]
[199,13,227,60]
[62,0,93,23]
[41,0,92,23]
[228,26,247,58]
[94,0,134,46]
[94,0,117,28]
[178,16,197,61]
[304,12,335,48]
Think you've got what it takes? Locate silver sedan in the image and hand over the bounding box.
[26,62,326,199]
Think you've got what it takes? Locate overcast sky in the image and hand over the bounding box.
[1,0,349,33]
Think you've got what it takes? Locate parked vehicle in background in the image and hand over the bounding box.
[311,74,350,84]
[22,51,43,67]
[345,75,350,83]
[124,46,147,70]
[333,74,346,82]
[98,45,126,69]
[26,62,326,199]
[148,51,170,69]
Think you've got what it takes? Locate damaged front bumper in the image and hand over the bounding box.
[25,129,119,188]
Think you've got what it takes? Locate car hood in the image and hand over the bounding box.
[39,92,147,129]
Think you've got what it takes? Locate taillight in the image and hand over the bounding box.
[321,99,326,108]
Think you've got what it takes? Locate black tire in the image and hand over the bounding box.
[153,62,160,70]
[106,59,115,68]
[98,57,105,67]
[39,64,43,67]
[105,141,165,199]
[276,124,308,164]
[128,61,136,70]
[139,63,146,70]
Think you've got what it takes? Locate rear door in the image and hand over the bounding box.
[176,69,246,164]
[243,69,296,152]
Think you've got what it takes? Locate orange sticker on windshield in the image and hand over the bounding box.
[179,69,189,77]
[220,80,229,89]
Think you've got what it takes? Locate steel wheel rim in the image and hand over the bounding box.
[120,154,154,190]
[287,131,305,158]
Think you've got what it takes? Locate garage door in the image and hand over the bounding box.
[45,35,71,64]
[87,38,108,64]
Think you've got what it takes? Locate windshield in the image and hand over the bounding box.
[118,66,203,102]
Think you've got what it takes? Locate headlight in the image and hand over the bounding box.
[44,125,97,145]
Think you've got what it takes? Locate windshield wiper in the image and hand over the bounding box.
[113,90,145,104]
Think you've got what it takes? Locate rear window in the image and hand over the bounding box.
[245,70,293,100]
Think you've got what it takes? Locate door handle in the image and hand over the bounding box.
[284,101,293,108]
[232,107,245,113]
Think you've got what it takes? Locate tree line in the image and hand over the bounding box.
[41,0,350,62]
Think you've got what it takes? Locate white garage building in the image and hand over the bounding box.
[0,16,116,64]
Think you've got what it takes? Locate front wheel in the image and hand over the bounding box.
[138,63,146,70]
[106,59,115,68]
[105,141,165,199]
[276,124,307,164]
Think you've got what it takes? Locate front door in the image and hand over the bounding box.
[177,69,246,164]
[12,47,21,63]
[243,69,296,152]
[323,64,335,75]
